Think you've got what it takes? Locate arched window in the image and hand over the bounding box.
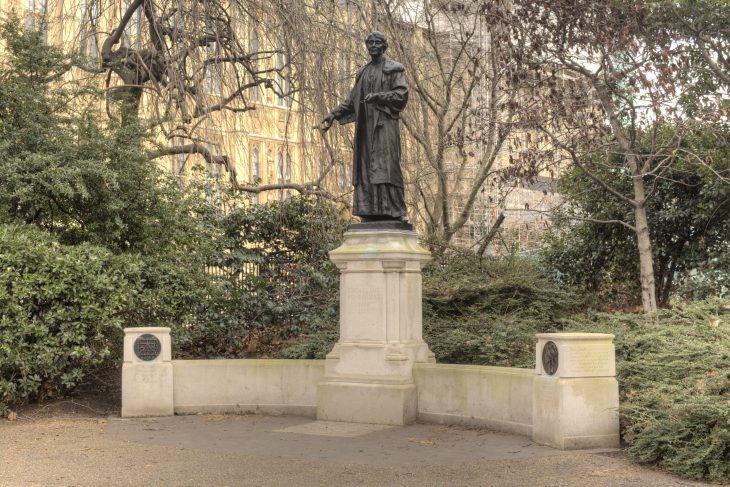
[80,0,99,62]
[250,147,260,205]
[275,39,290,107]
[122,0,142,48]
[204,13,222,96]
[206,143,223,177]
[277,151,284,201]
[339,165,347,192]
[172,138,186,175]
[276,40,284,106]
[250,29,260,101]
[277,152,284,182]
[26,0,48,38]
[337,51,345,94]
[251,147,259,180]
[251,29,259,54]
[285,154,292,183]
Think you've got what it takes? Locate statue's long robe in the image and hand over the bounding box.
[331,57,409,219]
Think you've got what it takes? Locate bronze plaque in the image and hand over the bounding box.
[133,334,161,361]
[542,341,559,376]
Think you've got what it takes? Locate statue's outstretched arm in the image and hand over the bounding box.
[331,88,356,121]
[322,86,356,132]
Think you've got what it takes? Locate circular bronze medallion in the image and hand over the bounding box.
[133,334,162,361]
[542,341,559,376]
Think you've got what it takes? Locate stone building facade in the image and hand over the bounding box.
[0,0,561,250]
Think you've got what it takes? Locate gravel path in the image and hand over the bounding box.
[0,413,710,487]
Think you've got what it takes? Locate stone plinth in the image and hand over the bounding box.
[532,333,620,449]
[317,228,434,425]
[121,327,173,417]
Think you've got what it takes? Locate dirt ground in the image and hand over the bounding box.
[0,381,714,487]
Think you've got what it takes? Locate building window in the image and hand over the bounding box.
[250,146,259,204]
[283,76,291,107]
[339,164,350,193]
[277,151,284,201]
[25,0,48,39]
[122,0,142,48]
[250,27,259,52]
[206,63,223,95]
[275,40,290,107]
[285,154,292,183]
[204,14,222,96]
[80,0,100,64]
[205,58,222,96]
[251,147,259,181]
[172,138,186,175]
[250,29,260,102]
[206,143,223,178]
[337,49,351,99]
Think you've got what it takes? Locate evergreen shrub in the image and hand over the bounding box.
[0,224,136,415]
[178,196,346,359]
[280,251,730,482]
[562,301,730,482]
[422,252,580,367]
[279,252,581,364]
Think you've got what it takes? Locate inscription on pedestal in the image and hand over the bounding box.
[563,344,613,377]
[133,334,162,361]
[349,288,383,315]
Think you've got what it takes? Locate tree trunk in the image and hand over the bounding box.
[595,85,658,312]
[660,255,678,307]
[633,200,658,312]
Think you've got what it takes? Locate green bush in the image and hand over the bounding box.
[425,278,730,481]
[277,305,339,360]
[179,195,346,359]
[0,224,136,415]
[422,253,581,367]
[280,248,730,482]
[0,18,221,339]
[280,252,582,364]
[542,128,730,308]
[561,301,730,482]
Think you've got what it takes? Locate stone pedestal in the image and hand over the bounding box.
[532,333,620,449]
[317,228,434,425]
[121,327,174,417]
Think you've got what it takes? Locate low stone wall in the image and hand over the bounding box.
[131,356,535,435]
[122,328,619,450]
[124,352,535,435]
[414,363,534,436]
[172,359,324,417]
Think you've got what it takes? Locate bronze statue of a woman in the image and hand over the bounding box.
[322,32,409,223]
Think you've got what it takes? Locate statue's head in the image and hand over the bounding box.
[365,31,388,57]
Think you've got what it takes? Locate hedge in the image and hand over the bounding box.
[0,224,136,415]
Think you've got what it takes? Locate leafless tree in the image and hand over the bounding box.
[57,0,359,201]
[336,0,541,251]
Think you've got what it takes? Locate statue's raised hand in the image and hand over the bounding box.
[363,93,382,104]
